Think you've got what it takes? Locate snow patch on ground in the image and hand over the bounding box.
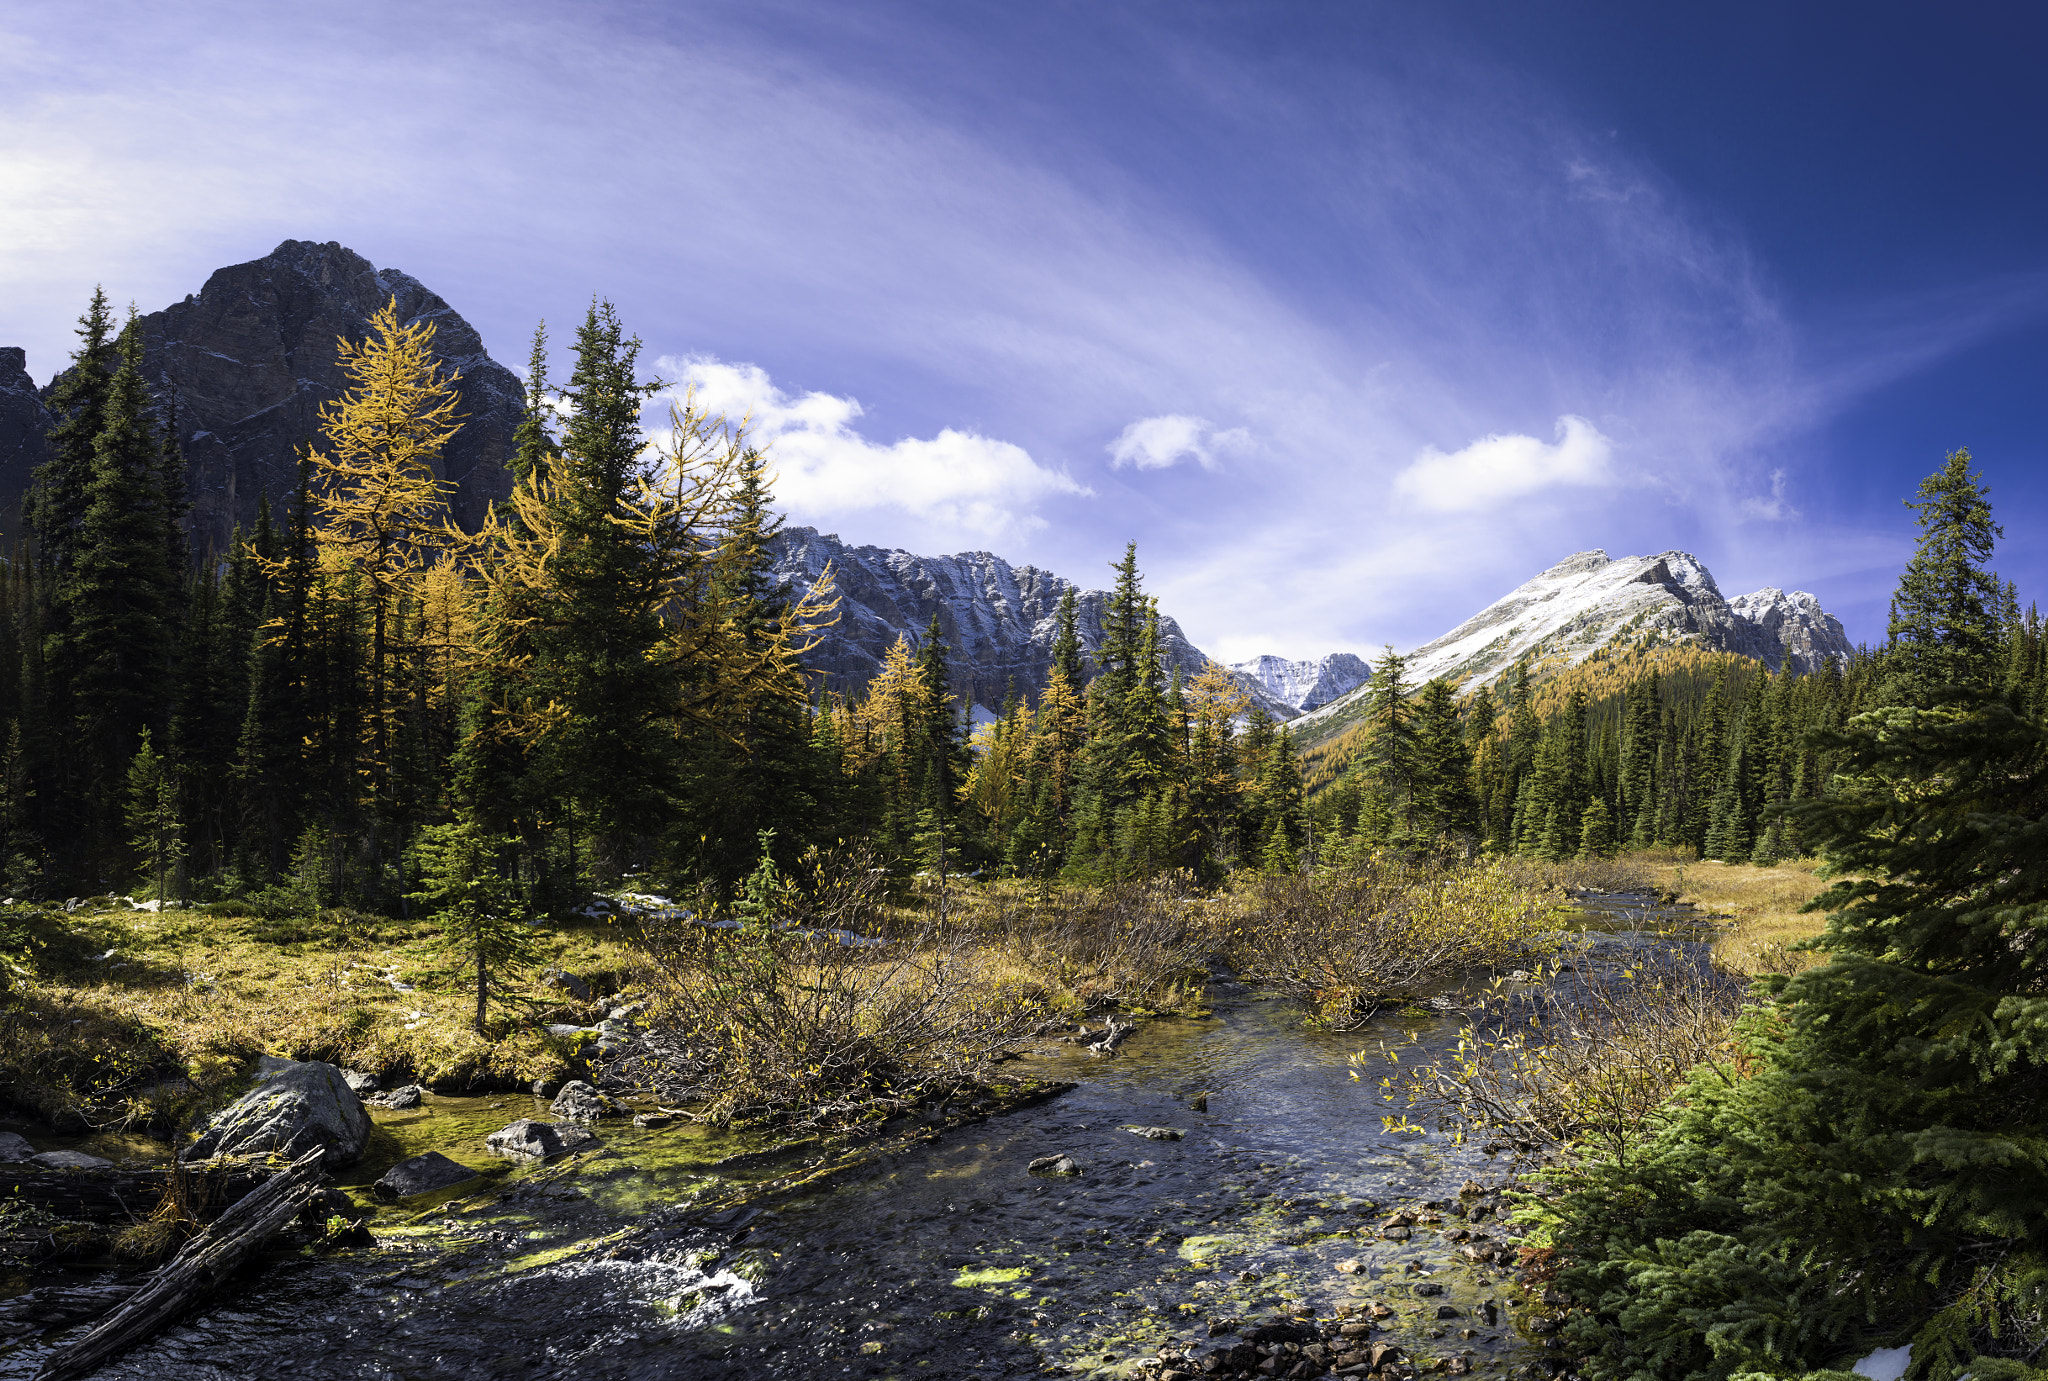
[1852,1345,1912,1381]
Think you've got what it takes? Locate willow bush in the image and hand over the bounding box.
[637,842,1038,1126]
[1228,856,1560,1029]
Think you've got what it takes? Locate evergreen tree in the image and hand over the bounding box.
[63,314,184,873]
[28,286,118,574]
[408,817,536,1035]
[125,727,183,902]
[1539,460,2048,1381]
[1884,448,2002,705]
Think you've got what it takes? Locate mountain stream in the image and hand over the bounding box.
[2,890,1716,1381]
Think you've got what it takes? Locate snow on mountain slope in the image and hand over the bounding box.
[1293,550,1852,736]
[769,527,1230,714]
[1229,654,1372,714]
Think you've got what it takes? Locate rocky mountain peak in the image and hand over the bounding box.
[1228,654,1372,715]
[0,240,521,553]
[1291,548,1852,740]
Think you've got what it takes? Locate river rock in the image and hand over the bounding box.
[485,1119,602,1163]
[1026,1153,1083,1175]
[374,1152,480,1200]
[182,1056,370,1170]
[0,1131,35,1161]
[30,1151,113,1170]
[366,1085,423,1110]
[549,1081,615,1123]
[540,968,591,1002]
[342,1070,380,1095]
[1123,1125,1183,1141]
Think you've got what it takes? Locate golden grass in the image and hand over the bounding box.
[1623,852,1834,975]
[0,901,650,1128]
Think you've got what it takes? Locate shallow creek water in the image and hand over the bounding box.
[3,890,1718,1381]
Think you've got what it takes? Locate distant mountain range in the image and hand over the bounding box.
[1289,549,1853,740]
[1,241,1853,729]
[768,537,1850,731]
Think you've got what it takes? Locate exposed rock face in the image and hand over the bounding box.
[1293,549,1853,738]
[767,527,1224,715]
[0,348,52,528]
[182,1056,371,1171]
[133,240,520,554]
[0,241,521,555]
[1729,587,1852,674]
[1228,654,1371,715]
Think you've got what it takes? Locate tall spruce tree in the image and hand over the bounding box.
[1539,457,2048,1381]
[1885,448,2002,706]
[64,314,184,873]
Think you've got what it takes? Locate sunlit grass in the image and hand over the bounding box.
[1621,852,1832,975]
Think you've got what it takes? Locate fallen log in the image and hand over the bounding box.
[0,1160,275,1224]
[0,1283,141,1341]
[35,1146,327,1381]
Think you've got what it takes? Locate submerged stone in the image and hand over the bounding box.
[183,1056,370,1170]
[32,1150,112,1170]
[374,1151,480,1200]
[1123,1125,1184,1141]
[1026,1153,1083,1175]
[485,1118,602,1163]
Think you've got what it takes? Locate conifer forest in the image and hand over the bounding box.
[5,283,2048,1381]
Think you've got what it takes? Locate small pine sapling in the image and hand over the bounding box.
[125,729,184,904]
[408,819,535,1035]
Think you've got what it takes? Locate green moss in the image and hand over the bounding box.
[953,1265,1030,1287]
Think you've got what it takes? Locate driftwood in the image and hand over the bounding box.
[0,1160,274,1224]
[1088,1017,1138,1055]
[35,1146,328,1381]
[0,1283,141,1341]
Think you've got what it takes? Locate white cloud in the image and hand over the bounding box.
[1740,468,1800,521]
[1393,414,1615,513]
[660,356,1090,544]
[1107,414,1253,471]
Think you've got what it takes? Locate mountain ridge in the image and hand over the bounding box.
[1290,548,1852,745]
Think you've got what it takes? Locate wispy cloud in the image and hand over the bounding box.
[1739,468,1800,522]
[3,2,2041,658]
[1107,415,1252,471]
[662,356,1090,547]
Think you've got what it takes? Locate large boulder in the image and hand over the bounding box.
[0,1131,36,1162]
[484,1119,601,1164]
[183,1056,370,1170]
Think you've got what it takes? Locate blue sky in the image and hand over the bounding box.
[4,1,2045,663]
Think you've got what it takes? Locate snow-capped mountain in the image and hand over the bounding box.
[1229,654,1372,715]
[1292,549,1852,735]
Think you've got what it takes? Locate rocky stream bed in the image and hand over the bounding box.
[0,890,1717,1380]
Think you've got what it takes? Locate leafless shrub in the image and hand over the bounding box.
[1371,949,1750,1168]
[992,870,1219,1013]
[636,844,1039,1126]
[1229,857,1559,1029]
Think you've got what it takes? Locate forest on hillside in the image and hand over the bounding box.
[12,285,2048,915]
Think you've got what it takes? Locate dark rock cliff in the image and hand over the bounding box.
[0,240,520,554]
[768,527,1224,715]
[0,348,52,529]
[134,240,520,552]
